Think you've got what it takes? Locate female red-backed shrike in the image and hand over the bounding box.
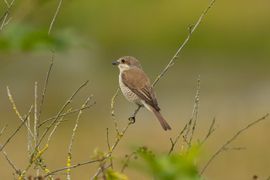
[112,56,171,131]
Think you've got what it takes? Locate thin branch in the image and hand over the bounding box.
[2,150,20,175]
[7,86,34,138]
[106,128,114,169]
[0,0,16,28]
[131,0,216,118]
[111,88,120,134]
[186,76,201,145]
[20,81,89,177]
[68,97,91,153]
[45,158,104,177]
[37,55,54,126]
[46,109,71,145]
[22,82,88,176]
[200,113,269,175]
[49,121,133,178]
[91,122,132,179]
[37,80,89,147]
[48,0,63,35]
[27,115,33,157]
[0,106,33,152]
[168,76,201,154]
[98,160,107,180]
[3,0,10,7]
[153,0,215,86]
[121,152,137,173]
[66,97,91,180]
[38,103,95,127]
[201,117,216,145]
[0,124,8,138]
[34,82,38,147]
[168,124,188,155]
[90,164,111,180]
[106,128,111,152]
[0,13,11,31]
[110,123,132,153]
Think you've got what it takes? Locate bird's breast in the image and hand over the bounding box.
[119,73,141,104]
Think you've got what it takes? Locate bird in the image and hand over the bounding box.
[112,56,171,131]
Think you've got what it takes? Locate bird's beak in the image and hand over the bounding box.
[112,61,120,66]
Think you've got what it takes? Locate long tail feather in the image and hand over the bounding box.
[152,108,171,131]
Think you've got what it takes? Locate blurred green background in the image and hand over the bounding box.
[0,0,270,179]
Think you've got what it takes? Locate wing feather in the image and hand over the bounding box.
[121,68,160,111]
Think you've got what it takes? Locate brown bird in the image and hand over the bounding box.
[112,56,171,131]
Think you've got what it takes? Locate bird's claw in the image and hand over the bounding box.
[128,116,136,124]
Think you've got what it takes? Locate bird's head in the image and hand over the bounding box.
[112,56,142,71]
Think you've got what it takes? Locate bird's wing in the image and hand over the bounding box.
[121,68,160,111]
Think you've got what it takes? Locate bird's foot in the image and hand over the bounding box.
[128,116,136,124]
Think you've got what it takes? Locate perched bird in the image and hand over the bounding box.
[112,56,171,131]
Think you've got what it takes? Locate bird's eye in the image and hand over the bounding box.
[121,59,125,63]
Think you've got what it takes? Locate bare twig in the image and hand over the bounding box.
[34,82,38,148]
[7,86,34,138]
[66,97,91,180]
[37,80,89,147]
[99,160,107,180]
[121,152,137,173]
[2,150,20,175]
[38,103,94,127]
[51,121,133,178]
[200,113,269,175]
[0,124,8,138]
[201,117,216,145]
[110,123,132,154]
[19,81,89,177]
[45,158,104,177]
[37,55,54,127]
[0,0,16,30]
[27,115,33,157]
[90,164,111,180]
[0,106,33,152]
[106,128,111,152]
[186,76,200,145]
[222,146,246,151]
[3,0,10,7]
[48,0,63,35]
[91,121,132,179]
[0,13,11,31]
[111,88,120,117]
[46,109,71,145]
[131,0,216,118]
[168,76,201,154]
[152,0,215,86]
[168,124,188,155]
[106,128,114,169]
[68,97,91,153]
[111,88,120,134]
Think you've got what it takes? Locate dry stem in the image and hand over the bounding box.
[200,113,269,175]
[130,0,216,119]
[37,80,89,147]
[7,86,34,138]
[48,0,63,35]
[0,106,33,152]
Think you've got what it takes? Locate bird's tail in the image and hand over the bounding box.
[151,108,171,131]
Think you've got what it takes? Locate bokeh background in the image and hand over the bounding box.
[0,0,270,179]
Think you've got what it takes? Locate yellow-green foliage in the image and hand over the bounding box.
[136,146,201,180]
